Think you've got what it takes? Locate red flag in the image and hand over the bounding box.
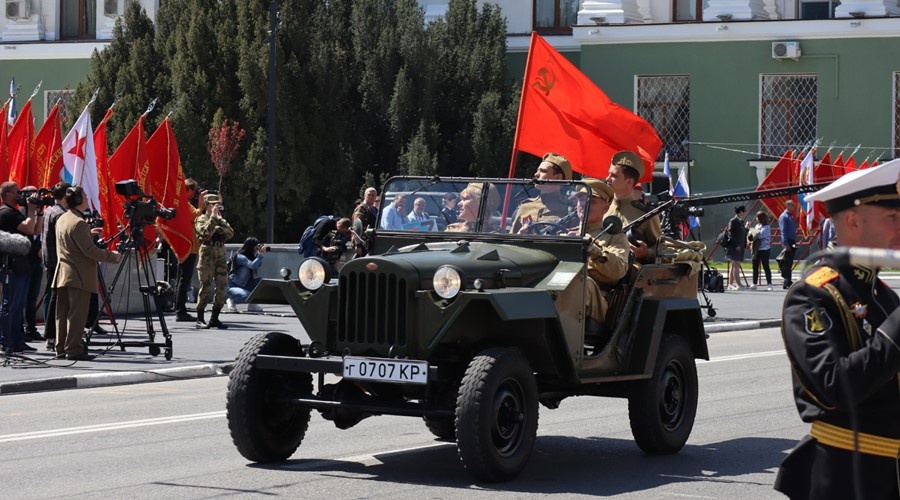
[30,102,63,188]
[832,152,844,176]
[858,158,870,170]
[512,33,662,182]
[147,117,193,262]
[757,150,793,217]
[0,101,8,180]
[107,115,150,244]
[813,151,835,182]
[7,99,33,185]
[94,107,117,240]
[844,155,858,173]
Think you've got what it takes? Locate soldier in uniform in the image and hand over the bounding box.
[774,159,900,500]
[510,152,574,234]
[573,178,630,331]
[194,193,234,329]
[604,150,661,265]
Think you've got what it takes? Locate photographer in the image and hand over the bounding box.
[41,182,71,351]
[194,193,234,329]
[226,237,267,313]
[174,178,205,322]
[0,182,43,355]
[52,186,122,361]
[20,186,47,343]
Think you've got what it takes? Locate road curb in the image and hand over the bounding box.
[705,319,782,333]
[0,362,235,395]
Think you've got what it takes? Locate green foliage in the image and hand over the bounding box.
[76,0,516,242]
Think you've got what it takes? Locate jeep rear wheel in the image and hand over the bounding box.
[227,332,313,463]
[455,347,538,482]
[423,416,456,441]
[628,333,698,455]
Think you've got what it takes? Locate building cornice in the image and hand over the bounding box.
[573,18,900,45]
[0,41,107,60]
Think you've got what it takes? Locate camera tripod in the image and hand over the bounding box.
[86,223,173,360]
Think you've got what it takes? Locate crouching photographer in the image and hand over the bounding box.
[0,181,44,355]
[53,186,122,361]
[226,237,268,313]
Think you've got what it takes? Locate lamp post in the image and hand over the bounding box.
[266,0,277,243]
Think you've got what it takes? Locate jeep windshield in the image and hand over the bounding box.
[379,177,590,238]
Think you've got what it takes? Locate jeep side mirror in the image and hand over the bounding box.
[601,215,623,235]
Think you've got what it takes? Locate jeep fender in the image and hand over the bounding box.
[629,297,709,375]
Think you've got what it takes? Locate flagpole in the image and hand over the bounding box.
[507,32,538,180]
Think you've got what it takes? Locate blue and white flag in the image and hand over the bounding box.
[61,105,100,211]
[673,165,690,198]
[7,77,16,126]
[662,151,673,195]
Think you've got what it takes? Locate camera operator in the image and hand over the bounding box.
[0,182,43,354]
[226,237,267,313]
[19,186,47,344]
[41,182,71,351]
[194,193,234,329]
[52,186,122,361]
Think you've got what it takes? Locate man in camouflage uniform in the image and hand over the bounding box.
[510,152,574,234]
[194,193,234,329]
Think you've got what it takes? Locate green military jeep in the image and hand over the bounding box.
[226,176,708,482]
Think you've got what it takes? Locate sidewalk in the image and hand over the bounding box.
[0,301,779,396]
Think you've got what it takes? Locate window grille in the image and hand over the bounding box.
[45,89,75,123]
[636,75,690,161]
[760,74,817,158]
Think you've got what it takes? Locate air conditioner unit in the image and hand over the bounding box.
[5,0,30,20]
[772,41,801,60]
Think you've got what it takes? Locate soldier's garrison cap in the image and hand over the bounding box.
[204,194,222,205]
[611,150,644,179]
[806,158,900,214]
[542,152,573,180]
[574,178,614,203]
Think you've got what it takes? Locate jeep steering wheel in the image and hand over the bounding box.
[523,221,569,236]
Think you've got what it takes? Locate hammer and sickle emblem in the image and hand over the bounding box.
[532,67,556,96]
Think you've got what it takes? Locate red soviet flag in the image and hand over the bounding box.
[757,150,794,217]
[513,33,661,182]
[0,100,8,181]
[7,99,33,185]
[147,117,193,262]
[108,114,151,246]
[30,101,63,188]
[94,107,117,240]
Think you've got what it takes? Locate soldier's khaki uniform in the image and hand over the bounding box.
[194,212,234,317]
[584,220,631,323]
[510,193,571,234]
[605,197,662,264]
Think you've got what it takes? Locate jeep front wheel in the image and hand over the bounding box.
[455,347,538,482]
[227,332,313,462]
[627,333,698,455]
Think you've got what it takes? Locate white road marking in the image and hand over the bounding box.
[0,349,786,445]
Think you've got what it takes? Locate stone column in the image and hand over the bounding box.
[1,0,44,41]
[835,0,900,17]
[702,0,767,21]
[96,0,122,40]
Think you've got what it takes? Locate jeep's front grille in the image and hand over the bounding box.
[338,270,408,347]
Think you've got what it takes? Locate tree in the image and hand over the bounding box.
[208,113,246,194]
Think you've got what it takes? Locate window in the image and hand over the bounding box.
[60,0,96,39]
[673,0,709,21]
[760,74,817,157]
[894,72,900,159]
[534,0,579,33]
[636,76,691,161]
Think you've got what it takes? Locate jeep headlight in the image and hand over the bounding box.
[298,258,330,290]
[433,265,463,299]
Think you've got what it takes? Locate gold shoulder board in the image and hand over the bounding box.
[805,266,839,288]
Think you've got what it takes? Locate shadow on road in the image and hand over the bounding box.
[253,434,794,494]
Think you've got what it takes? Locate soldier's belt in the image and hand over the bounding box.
[202,241,224,247]
[810,420,900,459]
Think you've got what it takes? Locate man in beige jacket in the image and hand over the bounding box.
[53,187,121,361]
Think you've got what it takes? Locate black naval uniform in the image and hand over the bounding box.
[775,257,900,500]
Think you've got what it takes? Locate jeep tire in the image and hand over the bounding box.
[627,333,698,454]
[455,347,538,482]
[227,332,313,462]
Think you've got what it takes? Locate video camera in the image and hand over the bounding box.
[17,187,55,208]
[83,208,105,230]
[115,180,176,225]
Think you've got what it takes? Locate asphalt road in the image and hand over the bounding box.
[2,327,801,499]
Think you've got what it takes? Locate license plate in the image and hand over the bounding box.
[342,357,428,385]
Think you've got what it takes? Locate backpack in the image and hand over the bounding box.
[298,215,335,257]
[716,229,730,247]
